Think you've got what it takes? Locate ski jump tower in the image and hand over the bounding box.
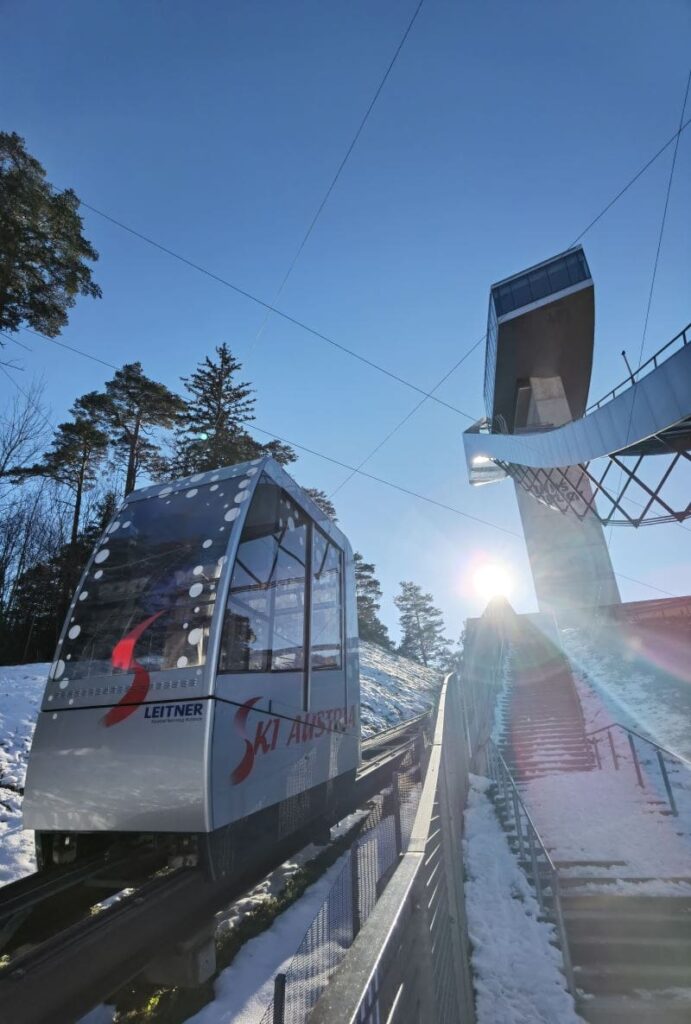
[464,246,691,616]
[466,247,619,614]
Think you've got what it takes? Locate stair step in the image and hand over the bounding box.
[562,895,691,915]
[574,961,691,995]
[560,876,691,889]
[577,993,691,1024]
[554,860,628,869]
[570,935,691,967]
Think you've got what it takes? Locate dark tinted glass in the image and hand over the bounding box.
[511,276,531,308]
[54,478,243,680]
[220,478,308,673]
[547,260,571,292]
[311,531,342,669]
[528,269,550,302]
[491,249,590,319]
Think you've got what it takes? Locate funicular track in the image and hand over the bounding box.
[0,712,430,1024]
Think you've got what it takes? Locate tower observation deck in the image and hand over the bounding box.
[465,246,691,614]
[468,246,619,615]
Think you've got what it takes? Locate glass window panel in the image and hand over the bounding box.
[547,259,571,293]
[311,531,343,670]
[510,276,531,308]
[528,269,550,302]
[564,252,584,285]
[220,479,307,673]
[494,284,513,317]
[58,479,241,679]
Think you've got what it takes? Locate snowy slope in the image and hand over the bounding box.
[358,641,441,737]
[0,646,440,886]
[0,662,49,884]
[561,626,691,760]
[464,774,582,1024]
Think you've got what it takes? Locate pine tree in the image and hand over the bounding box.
[15,392,109,547]
[172,345,296,476]
[173,344,257,476]
[0,132,101,340]
[104,362,185,494]
[395,581,451,667]
[304,488,338,522]
[354,553,393,650]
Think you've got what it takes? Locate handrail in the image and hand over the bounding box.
[587,322,691,412]
[586,722,691,769]
[487,740,575,997]
[586,722,690,817]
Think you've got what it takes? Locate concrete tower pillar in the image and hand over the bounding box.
[514,375,620,615]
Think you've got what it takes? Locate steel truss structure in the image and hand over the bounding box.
[464,322,691,528]
[497,450,691,527]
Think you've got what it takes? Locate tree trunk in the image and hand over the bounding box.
[71,458,85,548]
[125,411,142,495]
[414,604,428,667]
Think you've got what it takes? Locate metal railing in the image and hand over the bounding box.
[587,722,691,817]
[308,674,478,1024]
[587,321,691,412]
[261,749,425,1024]
[484,740,576,997]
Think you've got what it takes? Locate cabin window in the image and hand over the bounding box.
[220,479,308,673]
[311,530,343,670]
[55,478,242,679]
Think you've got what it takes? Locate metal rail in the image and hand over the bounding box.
[587,322,691,412]
[486,740,576,997]
[586,721,691,816]
[309,674,478,1024]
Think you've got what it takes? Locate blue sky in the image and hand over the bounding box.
[1,0,690,641]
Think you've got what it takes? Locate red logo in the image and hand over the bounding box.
[230,697,263,784]
[102,612,163,727]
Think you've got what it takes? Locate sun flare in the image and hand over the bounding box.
[473,562,513,602]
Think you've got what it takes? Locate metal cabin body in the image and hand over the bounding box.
[23,458,360,867]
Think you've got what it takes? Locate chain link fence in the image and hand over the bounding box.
[258,753,425,1024]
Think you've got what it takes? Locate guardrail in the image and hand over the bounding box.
[484,740,576,997]
[587,722,691,817]
[587,321,691,412]
[308,673,476,1024]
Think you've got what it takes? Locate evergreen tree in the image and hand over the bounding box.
[395,581,451,667]
[14,392,109,547]
[173,344,256,476]
[354,553,393,650]
[104,362,185,494]
[0,132,101,340]
[304,488,338,522]
[172,345,296,476]
[1,494,116,664]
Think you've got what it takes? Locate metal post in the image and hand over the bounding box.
[526,826,544,912]
[607,728,619,770]
[590,737,602,770]
[511,787,525,862]
[657,750,678,816]
[392,772,403,855]
[272,973,286,1024]
[552,876,576,998]
[350,844,361,938]
[627,733,644,788]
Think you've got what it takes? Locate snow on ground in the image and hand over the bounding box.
[516,638,691,885]
[0,662,48,884]
[186,854,349,1024]
[561,626,691,760]
[463,774,582,1024]
[358,641,441,737]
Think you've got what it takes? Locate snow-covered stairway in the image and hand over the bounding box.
[562,890,691,1022]
[497,617,596,779]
